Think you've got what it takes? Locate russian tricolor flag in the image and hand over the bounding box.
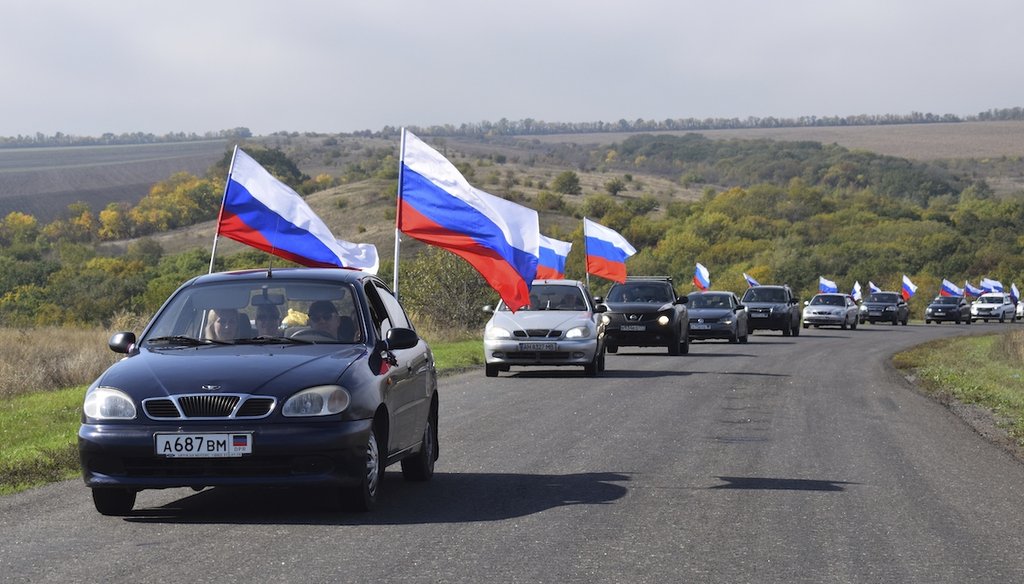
[218,148,379,272]
[398,130,539,311]
[536,235,572,280]
[583,218,636,283]
[901,274,918,300]
[851,281,862,302]
[819,276,838,293]
[743,272,760,287]
[981,277,1003,293]
[693,263,711,291]
[868,281,881,294]
[1012,283,1020,303]
[965,280,984,297]
[940,279,963,297]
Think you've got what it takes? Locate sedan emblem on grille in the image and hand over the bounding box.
[201,384,222,392]
[628,314,639,321]
[697,318,705,324]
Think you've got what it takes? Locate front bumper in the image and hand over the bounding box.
[688,322,735,339]
[79,418,372,490]
[926,309,964,322]
[746,312,790,330]
[484,337,600,367]
[604,324,677,347]
[802,313,847,327]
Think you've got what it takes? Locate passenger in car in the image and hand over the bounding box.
[205,308,249,340]
[255,305,281,337]
[307,300,358,341]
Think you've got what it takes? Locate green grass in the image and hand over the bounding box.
[0,339,485,495]
[892,331,1024,444]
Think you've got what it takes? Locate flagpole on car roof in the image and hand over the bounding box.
[209,145,240,274]
[393,129,408,298]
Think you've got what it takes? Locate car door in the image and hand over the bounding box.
[365,281,432,451]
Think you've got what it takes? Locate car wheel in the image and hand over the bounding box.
[729,328,738,343]
[485,364,499,377]
[851,317,857,330]
[401,407,437,482]
[597,348,606,372]
[802,323,809,329]
[681,330,690,355]
[668,330,681,356]
[1000,313,1006,323]
[792,320,800,336]
[925,319,931,324]
[740,330,749,343]
[343,427,381,512]
[782,324,791,337]
[91,488,136,516]
[841,319,848,330]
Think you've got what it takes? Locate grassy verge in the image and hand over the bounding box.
[892,330,1024,446]
[0,338,484,496]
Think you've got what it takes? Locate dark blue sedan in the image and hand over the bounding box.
[79,268,438,515]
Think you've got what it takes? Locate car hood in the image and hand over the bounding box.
[488,310,595,333]
[688,308,733,319]
[95,344,367,400]
[863,301,898,308]
[742,301,788,309]
[605,301,674,313]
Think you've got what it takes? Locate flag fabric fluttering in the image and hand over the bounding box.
[819,276,838,293]
[851,281,862,302]
[397,130,539,311]
[693,263,711,291]
[901,274,918,300]
[583,218,636,283]
[1012,283,1020,303]
[868,281,882,294]
[743,272,760,287]
[216,147,379,273]
[965,281,984,297]
[536,235,572,280]
[980,277,1004,293]
[940,279,964,297]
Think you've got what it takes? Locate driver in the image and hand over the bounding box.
[307,300,341,339]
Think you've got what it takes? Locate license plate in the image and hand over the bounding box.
[750,313,768,318]
[620,324,646,331]
[691,324,711,330]
[519,342,556,351]
[869,311,882,316]
[155,433,252,458]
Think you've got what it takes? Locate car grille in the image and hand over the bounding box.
[143,394,276,420]
[513,329,562,338]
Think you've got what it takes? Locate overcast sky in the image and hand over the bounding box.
[3,0,1020,137]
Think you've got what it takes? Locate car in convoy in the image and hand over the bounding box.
[924,295,971,324]
[860,291,910,325]
[1018,299,1024,321]
[802,293,859,330]
[971,293,1017,323]
[686,290,748,343]
[598,276,689,355]
[78,268,439,515]
[483,279,606,377]
[739,285,801,336]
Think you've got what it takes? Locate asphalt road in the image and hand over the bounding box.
[3,322,1023,583]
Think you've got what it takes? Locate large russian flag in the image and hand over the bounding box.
[398,130,539,310]
[965,280,984,297]
[536,235,572,280]
[218,148,379,272]
[583,218,636,283]
[819,276,838,293]
[901,274,918,300]
[981,277,1004,293]
[940,279,964,297]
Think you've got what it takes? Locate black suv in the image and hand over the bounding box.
[600,276,689,355]
[861,291,909,325]
[739,285,801,336]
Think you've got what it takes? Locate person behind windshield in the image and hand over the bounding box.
[255,305,281,337]
[308,300,342,339]
[205,308,240,341]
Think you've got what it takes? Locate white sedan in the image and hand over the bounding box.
[802,293,859,330]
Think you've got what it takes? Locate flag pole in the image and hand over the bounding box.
[393,129,407,298]
[583,217,590,290]
[209,144,240,274]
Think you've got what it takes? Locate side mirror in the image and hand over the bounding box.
[109,332,136,354]
[385,327,419,351]
[482,305,494,314]
[676,296,688,304]
[593,304,607,314]
[593,296,604,304]
[735,304,745,311]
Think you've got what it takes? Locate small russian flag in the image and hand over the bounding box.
[693,263,711,291]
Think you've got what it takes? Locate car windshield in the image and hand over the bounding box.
[977,295,1003,304]
[868,293,900,303]
[143,279,363,344]
[742,288,788,303]
[500,284,588,311]
[688,294,731,309]
[810,295,844,306]
[932,296,959,305]
[607,283,674,303]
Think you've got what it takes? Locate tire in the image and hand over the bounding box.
[485,364,499,377]
[597,349,606,372]
[343,427,381,512]
[729,328,738,343]
[841,320,848,330]
[401,407,437,482]
[668,330,681,356]
[925,319,931,324]
[802,323,809,329]
[850,317,857,330]
[782,324,791,337]
[999,313,1006,323]
[92,488,136,516]
[792,320,800,336]
[680,330,689,355]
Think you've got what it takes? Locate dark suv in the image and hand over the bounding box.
[600,276,689,355]
[861,291,909,325]
[740,285,801,336]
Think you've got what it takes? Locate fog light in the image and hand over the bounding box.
[572,352,584,359]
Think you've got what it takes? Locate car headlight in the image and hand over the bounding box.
[282,385,351,417]
[859,305,867,313]
[565,326,591,339]
[926,307,933,313]
[657,315,670,325]
[485,326,512,340]
[601,314,611,325]
[721,317,733,325]
[884,306,895,311]
[84,387,137,420]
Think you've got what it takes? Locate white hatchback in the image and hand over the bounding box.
[971,293,1016,323]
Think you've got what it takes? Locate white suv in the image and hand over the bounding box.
[970,293,1016,323]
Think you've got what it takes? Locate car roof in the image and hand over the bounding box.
[189,267,373,286]
[532,279,585,287]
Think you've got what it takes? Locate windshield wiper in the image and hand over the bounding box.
[234,336,315,345]
[146,336,230,346]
